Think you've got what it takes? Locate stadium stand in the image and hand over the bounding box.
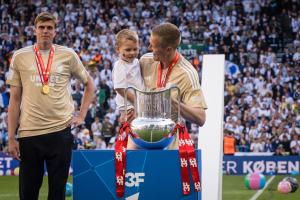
[0,0,299,155]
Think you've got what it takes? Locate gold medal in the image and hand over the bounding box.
[34,45,54,96]
[42,84,50,95]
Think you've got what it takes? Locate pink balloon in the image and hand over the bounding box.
[249,173,261,190]
[278,180,292,194]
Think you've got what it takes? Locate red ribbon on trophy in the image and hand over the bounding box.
[176,124,202,194]
[114,122,138,198]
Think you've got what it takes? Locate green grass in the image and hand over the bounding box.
[0,176,73,200]
[257,175,300,200]
[223,175,257,200]
[135,129,170,142]
[1,175,299,200]
[223,175,300,200]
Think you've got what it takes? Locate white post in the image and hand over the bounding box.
[198,54,225,200]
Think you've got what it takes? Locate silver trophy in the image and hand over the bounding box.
[125,86,180,149]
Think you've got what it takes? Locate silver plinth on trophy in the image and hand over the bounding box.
[125,86,180,149]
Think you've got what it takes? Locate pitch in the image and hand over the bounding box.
[0,175,299,199]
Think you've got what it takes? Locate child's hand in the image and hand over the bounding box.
[126,109,136,122]
[120,109,135,123]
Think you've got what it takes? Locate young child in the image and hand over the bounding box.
[112,29,145,113]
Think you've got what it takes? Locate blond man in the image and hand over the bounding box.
[139,22,207,149]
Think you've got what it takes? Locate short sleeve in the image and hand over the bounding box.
[70,50,89,84]
[139,53,154,77]
[6,53,22,87]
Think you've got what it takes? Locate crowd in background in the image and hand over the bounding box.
[0,0,299,155]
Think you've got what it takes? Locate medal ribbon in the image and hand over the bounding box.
[175,123,202,195]
[34,45,54,85]
[114,122,139,198]
[156,52,180,88]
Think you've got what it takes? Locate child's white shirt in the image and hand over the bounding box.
[112,58,145,111]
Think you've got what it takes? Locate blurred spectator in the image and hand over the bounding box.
[91,116,102,140]
[95,137,107,150]
[101,116,114,146]
[98,80,110,110]
[250,138,264,153]
[237,137,250,152]
[264,139,274,152]
[223,129,236,155]
[0,0,299,152]
[279,135,291,154]
[72,81,83,106]
[274,144,285,156]
[290,134,300,155]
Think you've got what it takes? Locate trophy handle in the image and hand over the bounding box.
[169,85,181,123]
[124,86,181,122]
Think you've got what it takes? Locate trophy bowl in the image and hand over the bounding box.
[131,117,175,149]
[125,86,180,149]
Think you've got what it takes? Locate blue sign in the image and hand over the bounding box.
[73,150,202,200]
[1,153,299,177]
[223,156,300,175]
[0,152,19,176]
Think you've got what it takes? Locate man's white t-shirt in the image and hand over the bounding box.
[112,58,144,111]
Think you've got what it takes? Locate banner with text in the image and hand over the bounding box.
[178,44,205,60]
[223,156,300,175]
[1,153,299,176]
[0,152,19,176]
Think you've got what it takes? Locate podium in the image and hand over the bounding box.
[73,150,201,200]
